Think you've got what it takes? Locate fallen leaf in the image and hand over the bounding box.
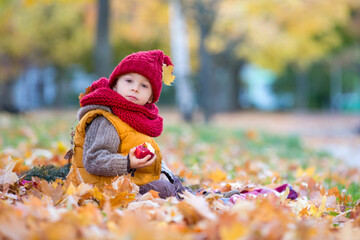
[110,192,136,208]
[220,222,248,240]
[180,191,217,221]
[206,169,227,182]
[148,190,161,199]
[0,156,19,186]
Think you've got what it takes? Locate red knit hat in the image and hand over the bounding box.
[108,50,174,103]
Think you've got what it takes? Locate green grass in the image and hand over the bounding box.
[162,124,332,168]
[0,111,346,192]
[1,112,335,171]
[0,111,76,150]
[347,182,360,202]
[336,182,360,203]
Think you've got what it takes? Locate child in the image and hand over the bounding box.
[70,50,185,198]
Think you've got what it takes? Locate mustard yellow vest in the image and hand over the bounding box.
[71,109,162,188]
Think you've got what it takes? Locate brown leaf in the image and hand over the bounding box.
[78,86,91,106]
[328,186,340,197]
[103,175,138,197]
[37,179,64,204]
[219,183,232,193]
[181,191,217,221]
[177,202,201,225]
[0,156,19,186]
[64,165,83,188]
[63,149,73,162]
[0,210,30,240]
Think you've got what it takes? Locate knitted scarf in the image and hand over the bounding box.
[80,78,163,137]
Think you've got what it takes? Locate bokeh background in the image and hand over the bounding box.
[1,2,360,237]
[1,0,360,117]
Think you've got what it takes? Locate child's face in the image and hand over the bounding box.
[113,73,153,105]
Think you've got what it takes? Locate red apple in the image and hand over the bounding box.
[134,142,155,159]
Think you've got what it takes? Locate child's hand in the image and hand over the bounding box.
[128,147,156,169]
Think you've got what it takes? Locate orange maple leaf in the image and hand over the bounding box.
[110,192,136,208]
[148,189,160,198]
[206,169,227,183]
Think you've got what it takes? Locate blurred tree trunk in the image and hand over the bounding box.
[224,63,242,111]
[330,65,343,112]
[199,29,215,123]
[169,0,195,122]
[184,0,219,123]
[94,0,112,77]
[295,71,308,110]
[0,80,19,113]
[212,43,245,112]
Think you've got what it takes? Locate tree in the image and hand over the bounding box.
[169,0,195,121]
[181,0,220,122]
[0,0,94,110]
[94,0,112,77]
[110,0,171,61]
[0,0,172,111]
[230,0,360,109]
[182,0,360,113]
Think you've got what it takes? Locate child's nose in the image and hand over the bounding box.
[132,84,140,92]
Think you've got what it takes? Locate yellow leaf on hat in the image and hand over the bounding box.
[162,64,175,86]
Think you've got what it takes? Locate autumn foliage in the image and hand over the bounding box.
[1,111,360,239]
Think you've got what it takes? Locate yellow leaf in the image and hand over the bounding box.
[110,192,136,208]
[296,166,316,178]
[43,223,77,240]
[305,167,316,177]
[56,141,67,155]
[91,187,105,202]
[66,183,76,195]
[308,195,327,218]
[298,207,309,217]
[319,195,327,217]
[162,64,175,86]
[206,169,227,182]
[220,222,248,240]
[280,186,290,202]
[24,0,36,7]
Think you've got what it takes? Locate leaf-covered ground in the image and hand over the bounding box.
[0,110,360,240]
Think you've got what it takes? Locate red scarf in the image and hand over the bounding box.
[80,78,163,137]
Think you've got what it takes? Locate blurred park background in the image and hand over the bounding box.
[0,0,360,165]
[1,0,360,115]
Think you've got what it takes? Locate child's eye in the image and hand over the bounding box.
[125,79,132,83]
[142,84,149,88]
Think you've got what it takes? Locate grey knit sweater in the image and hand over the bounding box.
[79,105,174,180]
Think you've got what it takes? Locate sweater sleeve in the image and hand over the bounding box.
[82,116,129,177]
